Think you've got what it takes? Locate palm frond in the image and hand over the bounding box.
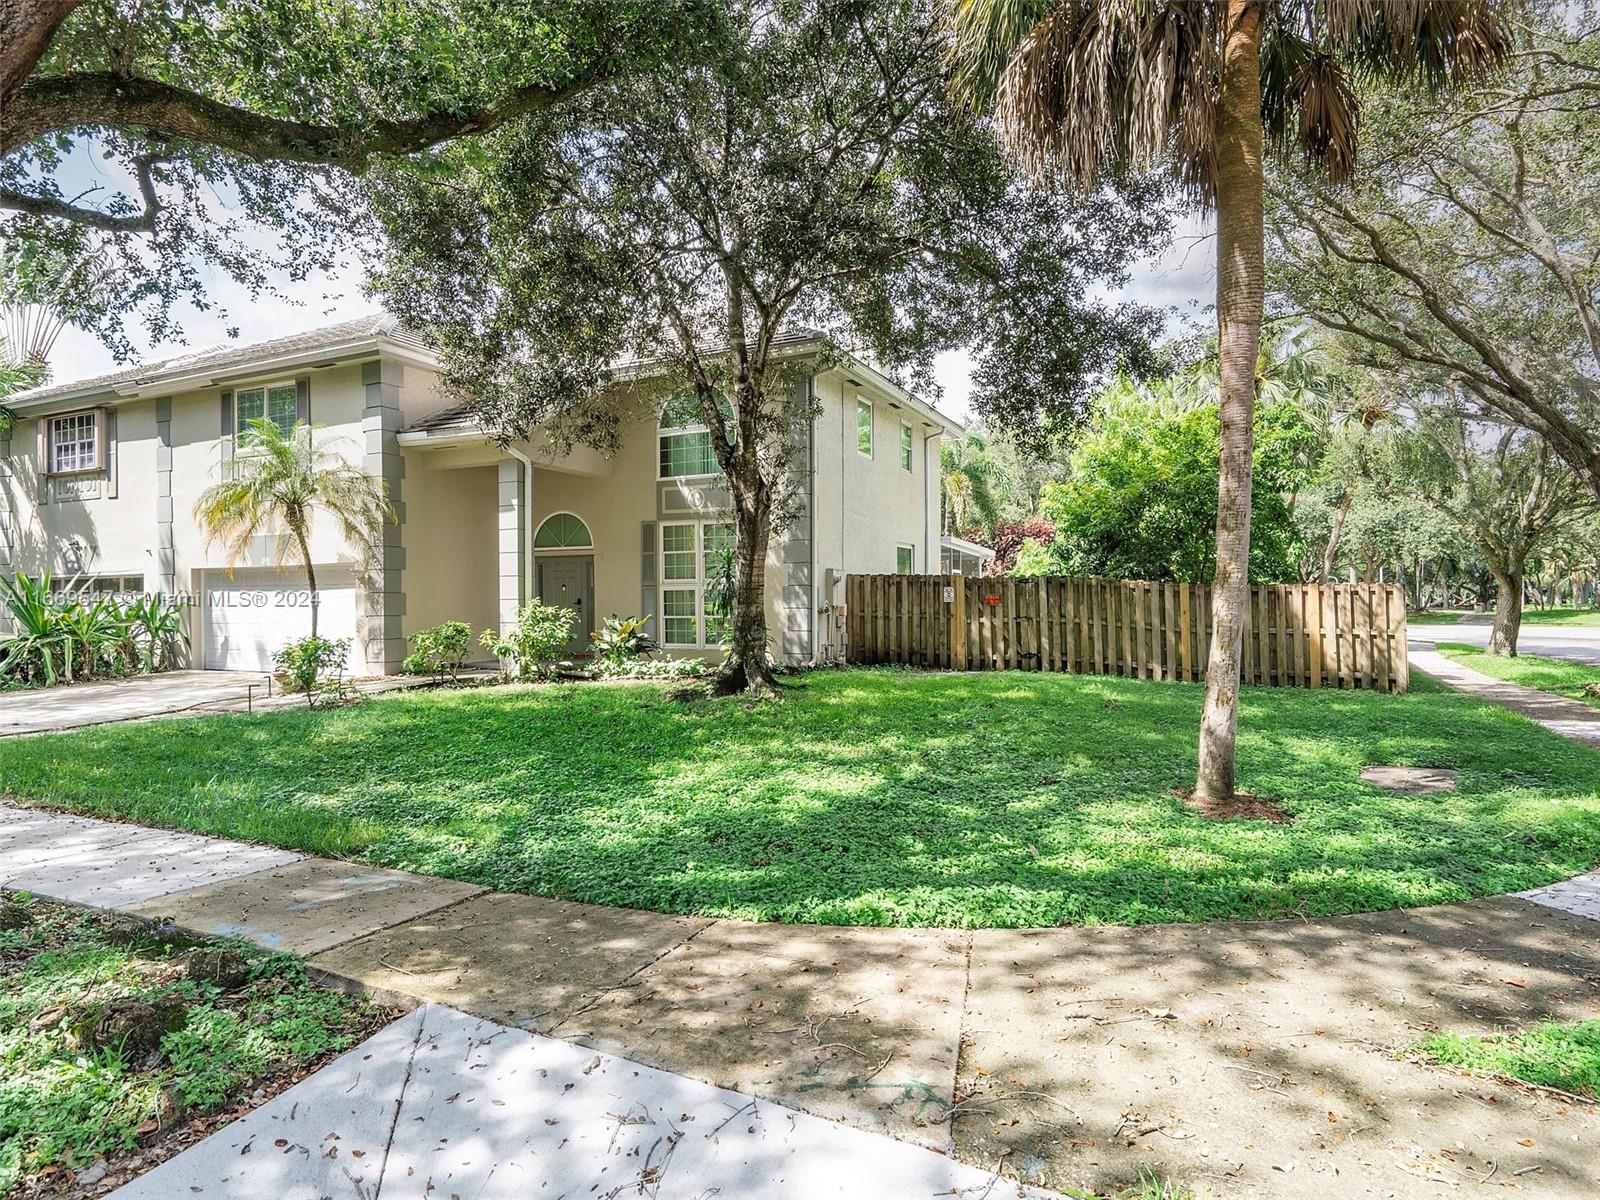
[946,0,1507,205]
[946,0,1060,105]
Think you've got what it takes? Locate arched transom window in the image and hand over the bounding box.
[534,512,593,549]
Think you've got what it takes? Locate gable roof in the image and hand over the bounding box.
[5,314,434,411]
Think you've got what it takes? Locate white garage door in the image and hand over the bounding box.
[203,569,361,674]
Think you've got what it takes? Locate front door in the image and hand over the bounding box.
[537,555,594,654]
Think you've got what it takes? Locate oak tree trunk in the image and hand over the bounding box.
[0,0,79,110]
[1487,571,1522,656]
[1321,490,1352,583]
[716,487,777,696]
[1195,0,1264,804]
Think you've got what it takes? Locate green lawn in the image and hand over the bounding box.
[1437,642,1600,710]
[1406,609,1475,626]
[0,670,1597,928]
[1416,1021,1600,1099]
[1409,607,1600,627]
[0,892,380,1193]
[1523,606,1600,626]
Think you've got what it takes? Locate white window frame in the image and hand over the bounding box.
[234,378,299,440]
[896,543,915,575]
[657,518,735,648]
[50,573,145,600]
[46,409,104,475]
[657,393,733,481]
[899,420,914,473]
[856,397,873,458]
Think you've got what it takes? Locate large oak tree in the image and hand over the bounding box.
[1,0,706,353]
[369,0,1164,694]
[1271,9,1600,500]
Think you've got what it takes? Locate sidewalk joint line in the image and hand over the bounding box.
[548,918,721,1034]
[370,1006,430,1200]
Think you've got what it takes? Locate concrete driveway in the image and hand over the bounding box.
[0,670,271,736]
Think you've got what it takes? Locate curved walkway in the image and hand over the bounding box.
[1411,644,1600,749]
[4,798,1597,1199]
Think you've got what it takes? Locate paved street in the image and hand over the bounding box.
[1410,622,1600,665]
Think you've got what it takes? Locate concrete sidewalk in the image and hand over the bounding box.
[109,1003,1054,1199]
[5,799,1599,1197]
[1410,646,1600,748]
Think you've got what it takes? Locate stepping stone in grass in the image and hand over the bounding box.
[1359,765,1459,794]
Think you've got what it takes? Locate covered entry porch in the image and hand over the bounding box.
[397,415,616,656]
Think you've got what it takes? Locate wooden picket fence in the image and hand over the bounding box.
[844,575,1408,693]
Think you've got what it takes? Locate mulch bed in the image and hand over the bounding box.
[1175,788,1294,823]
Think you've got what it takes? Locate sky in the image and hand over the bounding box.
[42,200,1216,423]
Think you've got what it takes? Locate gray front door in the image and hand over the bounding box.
[537,555,594,653]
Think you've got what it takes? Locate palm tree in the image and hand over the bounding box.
[947,0,1507,803]
[941,431,1005,539]
[195,419,393,638]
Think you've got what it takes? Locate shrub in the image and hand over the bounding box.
[273,635,351,703]
[0,574,188,687]
[125,593,188,673]
[589,615,656,669]
[594,656,714,680]
[403,620,474,681]
[984,519,1056,575]
[480,601,573,679]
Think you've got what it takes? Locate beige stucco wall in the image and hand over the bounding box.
[811,367,941,579]
[0,350,950,671]
[2,359,387,667]
[398,457,499,639]
[3,398,159,586]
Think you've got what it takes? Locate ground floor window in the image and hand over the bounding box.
[896,544,915,574]
[50,573,145,598]
[659,519,734,648]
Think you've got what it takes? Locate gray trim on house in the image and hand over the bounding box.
[361,360,407,671]
[0,427,13,573]
[776,376,817,662]
[497,457,526,634]
[640,521,657,631]
[155,397,175,594]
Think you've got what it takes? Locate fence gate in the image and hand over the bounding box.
[843,575,1408,693]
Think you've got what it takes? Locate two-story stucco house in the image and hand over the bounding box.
[0,315,955,674]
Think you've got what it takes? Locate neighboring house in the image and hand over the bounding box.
[0,315,956,674]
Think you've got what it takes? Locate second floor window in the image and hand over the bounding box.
[856,398,873,456]
[658,392,731,479]
[236,382,298,438]
[48,411,101,473]
[900,422,914,472]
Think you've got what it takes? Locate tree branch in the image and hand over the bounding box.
[2,66,610,164]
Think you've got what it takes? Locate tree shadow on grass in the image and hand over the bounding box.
[4,670,1598,927]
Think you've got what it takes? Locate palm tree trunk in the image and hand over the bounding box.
[293,524,319,639]
[1195,0,1264,804]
